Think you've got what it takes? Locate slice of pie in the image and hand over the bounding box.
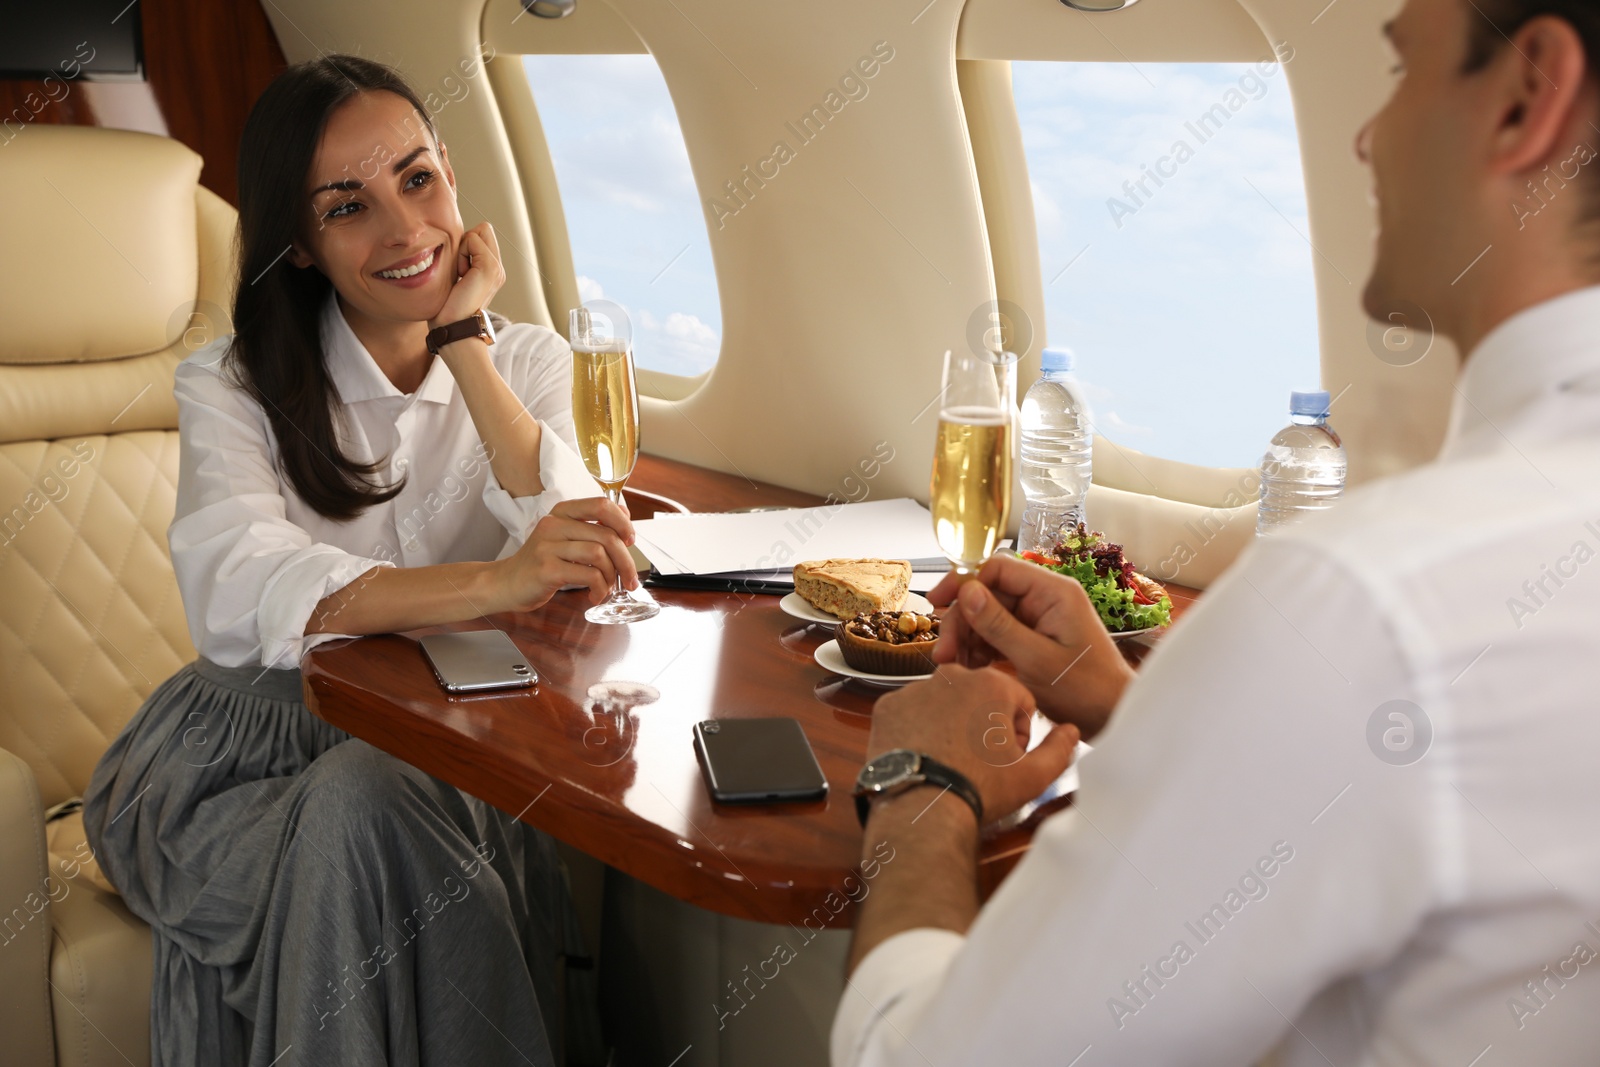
[792,559,911,620]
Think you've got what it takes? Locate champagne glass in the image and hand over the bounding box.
[570,302,659,624]
[929,345,1014,578]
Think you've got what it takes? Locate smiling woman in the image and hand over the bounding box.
[76,54,624,1067]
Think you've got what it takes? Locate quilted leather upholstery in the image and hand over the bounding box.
[0,126,237,1067]
[0,434,193,809]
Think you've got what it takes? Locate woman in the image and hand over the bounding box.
[82,55,626,1067]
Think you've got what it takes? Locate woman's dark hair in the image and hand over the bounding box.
[227,55,436,521]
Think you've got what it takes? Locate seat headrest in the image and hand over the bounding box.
[0,126,206,365]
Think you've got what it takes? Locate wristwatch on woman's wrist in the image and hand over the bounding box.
[426,308,496,354]
[853,749,983,828]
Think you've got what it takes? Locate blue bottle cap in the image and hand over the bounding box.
[1290,390,1331,417]
[1040,347,1075,374]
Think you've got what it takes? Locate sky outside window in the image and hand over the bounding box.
[1014,59,1322,470]
[524,54,723,378]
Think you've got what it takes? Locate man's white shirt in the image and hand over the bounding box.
[169,296,597,669]
[833,287,1600,1066]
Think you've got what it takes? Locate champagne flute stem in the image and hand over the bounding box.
[605,484,627,598]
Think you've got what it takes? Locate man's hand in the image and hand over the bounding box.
[868,664,1080,824]
[927,555,1134,739]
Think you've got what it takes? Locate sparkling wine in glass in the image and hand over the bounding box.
[929,346,1013,578]
[570,303,659,624]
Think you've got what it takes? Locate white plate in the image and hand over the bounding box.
[779,591,935,625]
[1110,625,1165,642]
[813,640,933,686]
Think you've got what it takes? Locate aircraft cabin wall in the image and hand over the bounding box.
[264,0,1449,588]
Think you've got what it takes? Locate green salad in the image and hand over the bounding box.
[1019,525,1173,634]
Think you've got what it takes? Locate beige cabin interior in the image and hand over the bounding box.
[279,0,1450,589]
[0,1,1443,1065]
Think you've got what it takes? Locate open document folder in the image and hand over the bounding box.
[633,498,952,593]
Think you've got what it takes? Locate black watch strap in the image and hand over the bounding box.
[426,310,494,354]
[854,754,983,828]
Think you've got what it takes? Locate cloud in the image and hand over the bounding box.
[1097,410,1155,439]
[637,310,720,377]
[524,55,698,214]
[1015,59,1320,468]
[523,55,724,383]
[663,311,717,345]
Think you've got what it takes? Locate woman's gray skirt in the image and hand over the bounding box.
[82,657,584,1067]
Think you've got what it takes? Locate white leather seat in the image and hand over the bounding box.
[0,125,237,1067]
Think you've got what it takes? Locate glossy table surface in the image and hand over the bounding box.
[302,454,1198,924]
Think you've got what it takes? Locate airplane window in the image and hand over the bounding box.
[523,54,722,378]
[1012,60,1320,469]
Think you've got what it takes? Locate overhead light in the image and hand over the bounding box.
[1060,0,1140,9]
[521,0,576,17]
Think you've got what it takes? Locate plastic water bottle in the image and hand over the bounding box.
[1018,346,1094,554]
[1256,390,1346,536]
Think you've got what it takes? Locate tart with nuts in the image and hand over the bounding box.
[835,610,941,676]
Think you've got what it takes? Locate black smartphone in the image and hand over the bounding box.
[693,718,829,804]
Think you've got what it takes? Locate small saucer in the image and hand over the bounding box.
[779,591,935,625]
[813,639,933,686]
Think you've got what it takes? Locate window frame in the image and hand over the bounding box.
[485,24,722,398]
[954,30,1300,587]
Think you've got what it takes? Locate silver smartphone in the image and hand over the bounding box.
[419,630,538,692]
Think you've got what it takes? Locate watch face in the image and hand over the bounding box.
[858,749,921,792]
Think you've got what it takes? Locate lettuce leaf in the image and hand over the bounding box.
[1033,555,1173,634]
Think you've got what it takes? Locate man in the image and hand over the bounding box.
[834,1,1600,1063]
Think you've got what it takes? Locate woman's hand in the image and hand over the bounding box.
[927,555,1134,739]
[497,496,637,611]
[429,222,506,333]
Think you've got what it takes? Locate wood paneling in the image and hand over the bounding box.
[140,0,286,204]
[0,82,97,128]
[0,0,286,206]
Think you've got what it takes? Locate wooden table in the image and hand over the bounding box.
[302,455,1198,925]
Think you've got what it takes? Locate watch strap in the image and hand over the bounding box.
[854,754,983,828]
[426,310,494,354]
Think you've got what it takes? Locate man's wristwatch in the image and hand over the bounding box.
[853,749,983,828]
[426,308,496,354]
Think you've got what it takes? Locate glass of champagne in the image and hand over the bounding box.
[929,345,1013,578]
[570,302,659,624]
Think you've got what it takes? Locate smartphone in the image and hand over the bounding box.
[419,630,538,692]
[693,718,829,804]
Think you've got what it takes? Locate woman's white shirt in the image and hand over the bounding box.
[169,295,598,669]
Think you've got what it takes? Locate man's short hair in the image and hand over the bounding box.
[1463,0,1600,236]
[1463,0,1600,73]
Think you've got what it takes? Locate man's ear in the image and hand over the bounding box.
[1485,15,1591,179]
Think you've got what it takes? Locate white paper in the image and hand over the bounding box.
[632,498,948,576]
